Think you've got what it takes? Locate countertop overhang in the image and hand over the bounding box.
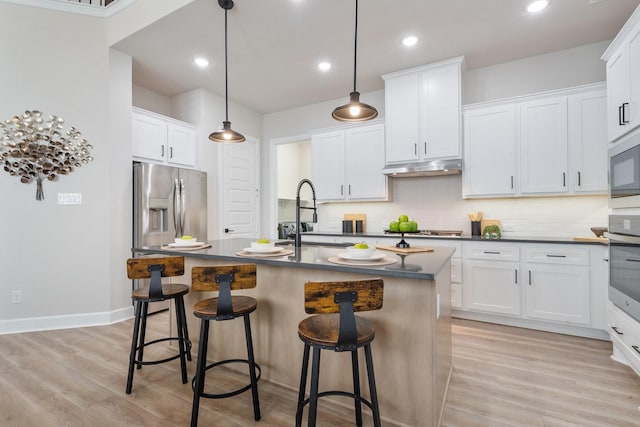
[133,238,456,281]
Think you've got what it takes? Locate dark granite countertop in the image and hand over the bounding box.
[133,238,456,281]
[301,231,608,245]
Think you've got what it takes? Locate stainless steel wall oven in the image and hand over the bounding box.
[608,215,640,322]
[609,128,640,208]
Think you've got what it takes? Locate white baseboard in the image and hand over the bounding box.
[0,305,134,335]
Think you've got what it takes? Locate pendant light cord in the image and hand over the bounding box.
[352,0,358,93]
[224,7,229,122]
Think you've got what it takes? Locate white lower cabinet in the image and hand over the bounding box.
[609,303,640,376]
[460,242,602,337]
[463,244,521,315]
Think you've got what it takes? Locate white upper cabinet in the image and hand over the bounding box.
[132,108,197,168]
[568,90,608,193]
[519,96,569,195]
[463,84,607,198]
[383,57,463,163]
[312,123,387,202]
[603,6,640,142]
[463,104,517,197]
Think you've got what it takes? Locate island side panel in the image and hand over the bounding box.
[177,256,449,427]
[434,263,453,426]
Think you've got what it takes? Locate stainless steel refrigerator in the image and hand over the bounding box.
[133,161,207,248]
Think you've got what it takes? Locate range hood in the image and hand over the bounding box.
[382,159,462,177]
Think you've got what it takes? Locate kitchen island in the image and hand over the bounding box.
[133,238,456,427]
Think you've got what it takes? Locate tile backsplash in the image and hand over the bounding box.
[314,175,609,238]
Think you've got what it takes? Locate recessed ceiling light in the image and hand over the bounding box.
[194,57,209,68]
[402,36,419,47]
[317,61,332,71]
[527,0,549,13]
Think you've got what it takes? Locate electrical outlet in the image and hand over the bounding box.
[11,290,22,304]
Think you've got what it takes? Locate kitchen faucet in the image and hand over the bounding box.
[295,178,317,248]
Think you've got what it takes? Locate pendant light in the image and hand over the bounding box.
[332,0,378,122]
[209,0,245,143]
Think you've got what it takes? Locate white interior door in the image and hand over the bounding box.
[220,139,258,239]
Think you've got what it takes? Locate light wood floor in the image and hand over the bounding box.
[1,314,639,426]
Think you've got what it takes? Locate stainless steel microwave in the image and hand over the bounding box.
[609,128,640,208]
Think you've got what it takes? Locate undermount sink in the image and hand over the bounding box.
[275,240,351,248]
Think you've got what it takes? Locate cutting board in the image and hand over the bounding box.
[481,219,501,232]
[376,245,434,254]
[344,213,366,232]
[573,236,608,243]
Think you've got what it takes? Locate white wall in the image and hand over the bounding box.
[261,42,610,239]
[0,3,133,332]
[132,84,172,117]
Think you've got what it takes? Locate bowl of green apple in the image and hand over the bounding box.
[346,242,375,259]
[251,238,275,252]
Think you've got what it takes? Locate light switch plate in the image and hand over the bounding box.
[57,193,82,205]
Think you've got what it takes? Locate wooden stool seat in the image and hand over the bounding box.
[132,283,189,300]
[125,256,191,395]
[296,278,383,427]
[298,314,375,349]
[190,264,261,427]
[193,295,257,319]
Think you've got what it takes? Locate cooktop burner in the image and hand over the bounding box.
[385,229,463,237]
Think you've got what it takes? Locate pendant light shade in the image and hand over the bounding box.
[209,0,245,143]
[332,0,378,122]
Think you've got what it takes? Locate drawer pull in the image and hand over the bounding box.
[633,345,640,355]
[626,258,640,263]
[611,326,624,336]
[546,254,566,258]
[483,251,501,255]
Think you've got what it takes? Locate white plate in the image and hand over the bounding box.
[337,251,386,262]
[243,246,284,254]
[168,241,205,248]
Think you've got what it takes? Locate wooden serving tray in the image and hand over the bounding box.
[375,245,434,254]
[572,236,608,243]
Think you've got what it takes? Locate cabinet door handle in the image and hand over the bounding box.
[622,102,630,124]
[515,269,518,284]
[626,258,640,263]
[340,184,344,196]
[528,270,532,285]
[577,171,581,187]
[348,184,351,195]
[633,345,640,355]
[424,142,427,155]
[619,105,624,126]
[546,254,566,258]
[510,175,514,189]
[169,147,173,159]
[161,145,165,157]
[414,143,417,156]
[611,326,624,336]
[483,251,501,254]
[562,172,566,187]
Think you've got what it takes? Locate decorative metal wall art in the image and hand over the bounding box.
[0,110,93,201]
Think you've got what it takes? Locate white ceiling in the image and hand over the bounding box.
[112,0,640,115]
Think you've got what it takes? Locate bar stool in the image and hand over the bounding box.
[190,264,261,427]
[296,278,384,427]
[125,256,192,394]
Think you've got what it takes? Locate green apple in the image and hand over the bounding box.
[354,243,369,249]
[181,235,193,240]
[409,220,418,232]
[398,214,409,223]
[257,238,270,244]
[389,221,400,232]
[398,221,412,232]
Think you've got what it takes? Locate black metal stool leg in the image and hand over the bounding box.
[364,344,381,427]
[308,347,321,427]
[175,298,188,384]
[126,301,143,394]
[176,296,192,361]
[243,314,261,420]
[191,319,210,427]
[296,343,311,427]
[137,302,149,369]
[351,349,363,426]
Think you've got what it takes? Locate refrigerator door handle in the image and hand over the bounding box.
[173,178,182,237]
[180,178,186,236]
